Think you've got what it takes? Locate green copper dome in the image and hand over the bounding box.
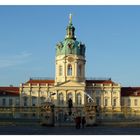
[56,14,86,57]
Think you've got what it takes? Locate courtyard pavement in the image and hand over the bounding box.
[0,125,140,135]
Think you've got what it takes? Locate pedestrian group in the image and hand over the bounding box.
[75,116,86,129]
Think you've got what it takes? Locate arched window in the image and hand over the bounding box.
[67,64,72,76]
[67,93,72,100]
[59,65,63,76]
[78,64,82,76]
[58,93,64,105]
[134,99,138,106]
[67,93,73,108]
[105,98,108,106]
[77,93,82,105]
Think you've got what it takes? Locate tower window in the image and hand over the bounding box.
[67,64,72,76]
[78,64,82,76]
[59,65,63,76]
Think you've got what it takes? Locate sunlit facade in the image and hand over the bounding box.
[0,15,140,124]
[18,15,122,124]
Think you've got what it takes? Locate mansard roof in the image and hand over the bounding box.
[26,79,54,85]
[121,87,140,97]
[0,86,19,96]
[86,79,115,86]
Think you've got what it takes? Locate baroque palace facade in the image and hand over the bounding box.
[0,15,140,124]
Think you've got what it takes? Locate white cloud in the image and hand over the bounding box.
[0,52,32,68]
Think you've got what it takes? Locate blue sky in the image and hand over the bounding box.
[0,6,140,87]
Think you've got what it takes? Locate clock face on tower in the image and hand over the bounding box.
[68,56,74,62]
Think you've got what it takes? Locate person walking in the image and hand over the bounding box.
[75,116,81,129]
[75,116,78,129]
[82,117,86,128]
[77,116,81,129]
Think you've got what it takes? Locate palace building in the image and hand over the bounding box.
[19,14,122,125]
[0,14,140,125]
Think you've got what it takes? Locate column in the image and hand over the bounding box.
[82,90,85,105]
[64,90,67,107]
[75,61,78,81]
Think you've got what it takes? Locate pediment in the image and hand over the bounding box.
[55,80,85,87]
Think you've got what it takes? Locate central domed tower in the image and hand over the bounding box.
[55,14,86,84]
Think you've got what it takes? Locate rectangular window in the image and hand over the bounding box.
[32,97,37,106]
[23,97,28,107]
[16,98,19,106]
[2,98,6,106]
[134,99,138,106]
[9,98,13,106]
[121,99,124,106]
[59,65,63,76]
[128,99,131,106]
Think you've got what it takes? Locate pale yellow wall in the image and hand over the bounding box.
[19,83,54,107]
[86,83,121,111]
[54,88,85,107]
[19,81,122,112]
[121,96,140,111]
[55,54,85,84]
[20,82,86,108]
